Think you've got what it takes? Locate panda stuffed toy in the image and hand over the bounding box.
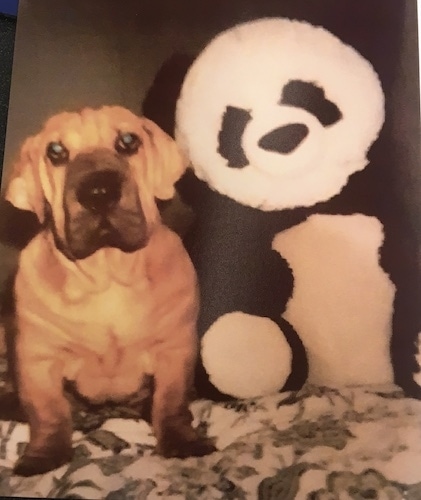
[148,17,421,401]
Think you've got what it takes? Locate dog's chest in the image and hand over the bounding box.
[82,282,152,342]
[59,281,156,361]
[59,281,156,401]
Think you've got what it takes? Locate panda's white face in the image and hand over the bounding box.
[176,18,385,211]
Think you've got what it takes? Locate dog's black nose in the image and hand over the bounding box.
[76,170,122,213]
[258,123,309,154]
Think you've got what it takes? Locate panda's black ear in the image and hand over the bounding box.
[142,53,195,138]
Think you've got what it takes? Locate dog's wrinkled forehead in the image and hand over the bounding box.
[41,107,148,160]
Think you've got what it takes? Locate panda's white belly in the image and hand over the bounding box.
[272,213,395,387]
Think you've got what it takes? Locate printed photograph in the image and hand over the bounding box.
[0,0,420,497]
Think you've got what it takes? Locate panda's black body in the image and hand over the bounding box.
[177,170,309,400]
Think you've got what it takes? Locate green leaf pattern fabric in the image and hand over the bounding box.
[0,384,421,498]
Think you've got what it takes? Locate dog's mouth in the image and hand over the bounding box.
[97,218,116,242]
[62,205,149,261]
[95,216,132,247]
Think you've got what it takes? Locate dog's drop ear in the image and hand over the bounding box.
[141,118,189,200]
[5,137,45,223]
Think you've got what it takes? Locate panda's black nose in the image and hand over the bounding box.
[77,170,122,214]
[259,123,309,154]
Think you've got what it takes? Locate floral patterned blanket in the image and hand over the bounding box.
[1,375,421,499]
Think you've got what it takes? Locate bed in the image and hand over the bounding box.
[1,343,421,500]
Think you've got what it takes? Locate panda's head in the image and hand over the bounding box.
[175,18,385,211]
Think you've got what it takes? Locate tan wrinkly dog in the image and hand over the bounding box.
[5,106,215,476]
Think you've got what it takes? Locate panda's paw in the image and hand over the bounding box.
[201,312,292,399]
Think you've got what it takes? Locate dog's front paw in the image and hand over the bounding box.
[157,433,216,459]
[13,447,73,476]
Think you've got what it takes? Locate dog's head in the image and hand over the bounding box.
[5,106,187,260]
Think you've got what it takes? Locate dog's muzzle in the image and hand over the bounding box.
[57,149,149,260]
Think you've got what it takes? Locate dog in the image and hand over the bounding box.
[4,106,215,476]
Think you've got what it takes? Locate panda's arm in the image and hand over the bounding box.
[193,220,307,396]
[191,206,295,332]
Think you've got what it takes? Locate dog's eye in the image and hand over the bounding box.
[115,132,141,155]
[46,141,69,166]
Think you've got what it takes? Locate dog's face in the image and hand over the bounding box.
[6,107,187,259]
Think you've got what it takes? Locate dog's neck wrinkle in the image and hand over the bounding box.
[38,232,107,300]
[44,199,77,262]
[55,242,146,302]
[98,247,146,287]
[34,226,151,303]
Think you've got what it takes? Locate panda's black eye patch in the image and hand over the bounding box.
[281,80,342,126]
[218,106,251,169]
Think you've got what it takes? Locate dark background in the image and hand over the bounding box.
[0,11,17,295]
[0,13,16,175]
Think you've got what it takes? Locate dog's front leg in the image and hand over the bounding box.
[14,351,73,476]
[152,347,216,458]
